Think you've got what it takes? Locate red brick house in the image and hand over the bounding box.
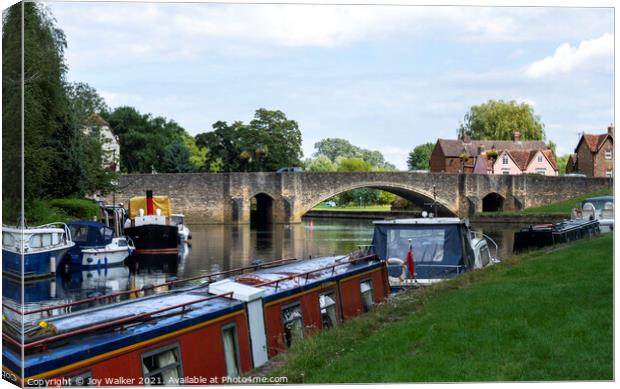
[430,131,554,175]
[565,125,614,177]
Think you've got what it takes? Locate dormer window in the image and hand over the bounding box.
[605,149,612,160]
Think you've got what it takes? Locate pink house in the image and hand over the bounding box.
[473,149,558,176]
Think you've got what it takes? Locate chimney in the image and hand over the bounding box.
[463,135,471,144]
[608,123,614,137]
[146,190,154,216]
[478,144,486,154]
[512,129,521,142]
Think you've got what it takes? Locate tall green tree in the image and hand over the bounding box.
[161,139,193,173]
[313,138,395,170]
[196,109,303,172]
[407,142,434,170]
[66,82,109,125]
[458,100,545,141]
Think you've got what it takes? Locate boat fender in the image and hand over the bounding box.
[50,256,56,274]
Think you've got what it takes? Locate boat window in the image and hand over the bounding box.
[480,246,491,267]
[141,343,183,385]
[319,292,338,329]
[387,229,445,263]
[70,226,90,243]
[29,234,42,248]
[41,233,52,247]
[3,232,15,247]
[281,303,303,347]
[117,238,128,247]
[67,371,92,386]
[100,227,114,241]
[52,233,60,245]
[222,324,240,377]
[360,279,374,312]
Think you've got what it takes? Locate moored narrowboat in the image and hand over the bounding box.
[513,218,600,252]
[2,254,388,386]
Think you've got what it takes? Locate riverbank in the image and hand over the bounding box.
[263,234,613,382]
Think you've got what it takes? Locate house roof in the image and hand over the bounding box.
[495,149,558,171]
[578,133,611,153]
[436,138,547,157]
[84,113,110,127]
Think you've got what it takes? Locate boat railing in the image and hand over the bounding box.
[2,257,303,317]
[253,254,378,291]
[3,292,235,351]
[470,230,499,260]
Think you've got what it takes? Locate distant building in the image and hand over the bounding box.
[430,130,557,176]
[565,124,614,177]
[83,114,120,172]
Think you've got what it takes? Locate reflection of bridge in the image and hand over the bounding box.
[111,172,611,224]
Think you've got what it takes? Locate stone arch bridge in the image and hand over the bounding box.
[109,172,611,224]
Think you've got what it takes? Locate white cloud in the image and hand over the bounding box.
[525,33,613,78]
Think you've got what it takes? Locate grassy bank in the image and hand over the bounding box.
[312,204,392,212]
[266,234,613,382]
[477,187,613,218]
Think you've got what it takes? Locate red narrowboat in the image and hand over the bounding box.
[2,254,388,386]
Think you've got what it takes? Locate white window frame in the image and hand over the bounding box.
[606,169,613,177]
[501,169,510,175]
[141,343,184,386]
[281,302,304,347]
[605,149,612,160]
[360,279,374,312]
[221,322,241,378]
[502,155,509,165]
[319,291,339,329]
[535,168,546,175]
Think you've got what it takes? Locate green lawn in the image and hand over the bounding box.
[266,234,613,382]
[477,187,613,217]
[311,204,393,212]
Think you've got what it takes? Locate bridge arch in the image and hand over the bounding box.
[298,181,457,218]
[250,192,274,226]
[482,192,504,212]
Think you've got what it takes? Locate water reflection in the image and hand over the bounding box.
[2,218,525,311]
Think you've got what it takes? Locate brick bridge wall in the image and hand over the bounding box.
[108,172,612,224]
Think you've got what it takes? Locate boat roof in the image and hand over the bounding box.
[373,217,464,225]
[584,195,614,202]
[224,255,381,301]
[68,220,107,228]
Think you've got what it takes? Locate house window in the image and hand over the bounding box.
[67,371,92,386]
[319,292,338,329]
[222,324,241,377]
[141,343,183,385]
[502,156,509,165]
[605,149,612,159]
[502,169,510,175]
[537,155,543,162]
[606,169,613,177]
[281,303,303,347]
[360,279,374,312]
[536,168,546,175]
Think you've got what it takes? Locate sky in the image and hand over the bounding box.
[42,0,614,170]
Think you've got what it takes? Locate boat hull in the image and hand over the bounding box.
[124,224,178,255]
[2,245,72,279]
[80,247,133,269]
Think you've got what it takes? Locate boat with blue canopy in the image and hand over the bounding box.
[371,217,499,288]
[67,221,135,270]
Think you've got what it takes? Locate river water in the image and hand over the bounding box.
[4,218,527,311]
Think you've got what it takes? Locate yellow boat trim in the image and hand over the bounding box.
[25,310,244,381]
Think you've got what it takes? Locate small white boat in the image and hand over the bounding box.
[68,221,135,270]
[371,217,499,289]
[572,195,613,233]
[171,213,192,241]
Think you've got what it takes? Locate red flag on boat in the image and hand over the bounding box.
[406,239,415,278]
